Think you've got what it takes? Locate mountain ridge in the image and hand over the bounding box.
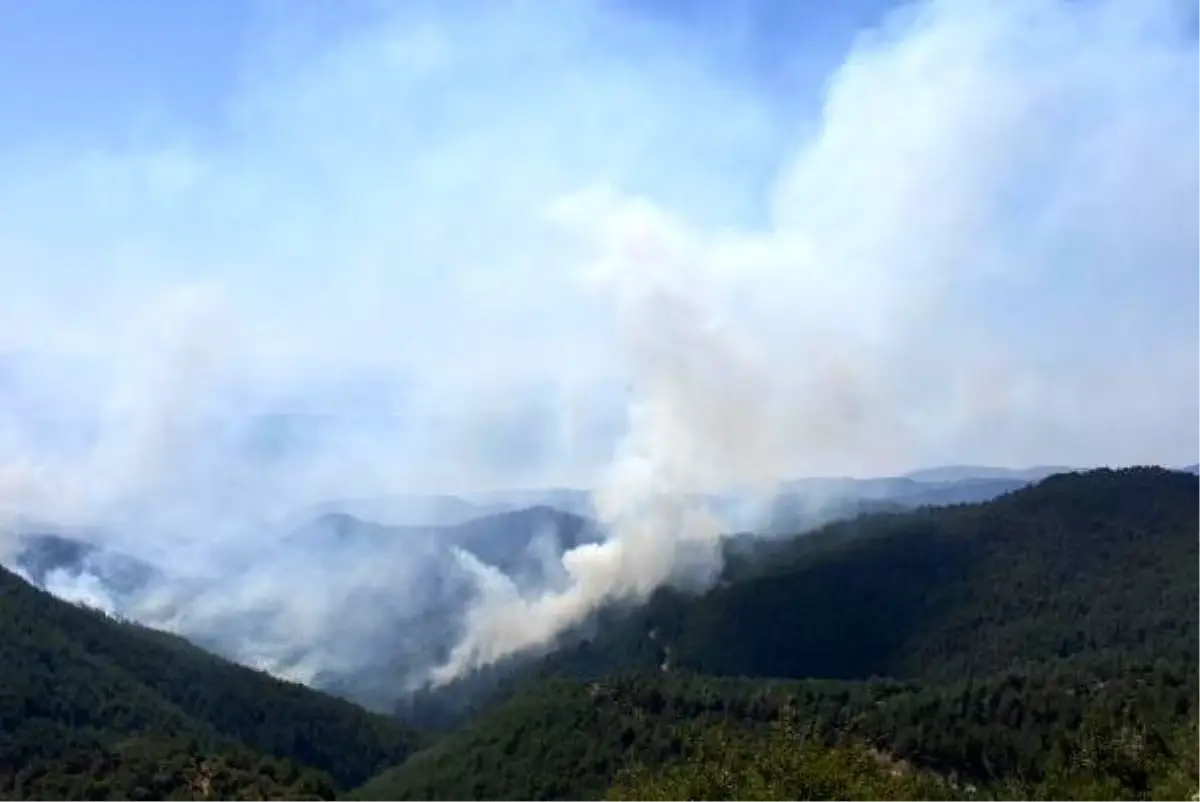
[0,559,425,798]
[354,467,1197,799]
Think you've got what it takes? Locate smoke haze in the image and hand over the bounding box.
[0,0,1196,689]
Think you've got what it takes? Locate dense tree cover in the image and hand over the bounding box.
[609,705,1199,801]
[405,467,1198,729]
[353,678,704,801]
[542,467,1198,683]
[609,720,955,802]
[351,664,1198,800]
[8,734,337,801]
[608,713,958,801]
[0,565,425,798]
[355,468,1198,799]
[4,467,1196,800]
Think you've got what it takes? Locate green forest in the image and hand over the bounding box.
[2,467,1197,800]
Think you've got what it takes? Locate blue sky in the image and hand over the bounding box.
[0,0,1196,518]
[0,0,246,148]
[0,0,893,151]
[0,1,405,148]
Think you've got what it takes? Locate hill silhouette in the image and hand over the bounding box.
[0,563,424,799]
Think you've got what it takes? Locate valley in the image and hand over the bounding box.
[1,467,1196,799]
[2,0,1194,797]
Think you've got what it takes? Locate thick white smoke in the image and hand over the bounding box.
[0,0,1196,692]
[431,0,1200,681]
[432,204,788,681]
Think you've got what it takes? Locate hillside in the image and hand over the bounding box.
[357,467,1199,799]
[4,505,599,714]
[0,564,424,799]
[540,467,1198,683]
[4,467,1195,800]
[354,664,1197,800]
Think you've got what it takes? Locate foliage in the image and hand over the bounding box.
[609,709,1199,801]
[0,564,424,798]
[352,666,1198,800]
[8,734,337,801]
[544,468,1198,685]
[608,713,955,801]
[5,467,1197,800]
[354,468,1199,800]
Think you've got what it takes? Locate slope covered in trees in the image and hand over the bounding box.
[3,467,1195,800]
[0,564,425,799]
[607,697,1198,801]
[353,666,1197,800]
[356,467,1199,800]
[541,467,1197,683]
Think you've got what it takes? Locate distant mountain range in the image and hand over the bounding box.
[2,465,1196,799]
[357,466,1200,800]
[1,504,600,711]
[309,464,1083,529]
[3,462,1183,714]
[899,464,1075,482]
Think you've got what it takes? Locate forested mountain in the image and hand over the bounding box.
[358,467,1199,799]
[536,467,1197,683]
[3,505,599,714]
[0,565,424,799]
[3,467,1196,800]
[354,665,1197,800]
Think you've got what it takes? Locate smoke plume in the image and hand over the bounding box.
[431,0,1200,679]
[0,0,1195,692]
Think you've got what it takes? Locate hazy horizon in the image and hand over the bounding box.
[1,0,1196,686]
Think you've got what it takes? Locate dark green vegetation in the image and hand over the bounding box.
[540,467,1198,683]
[354,468,1199,800]
[0,564,424,799]
[3,467,1197,799]
[606,698,1198,801]
[353,666,1198,800]
[10,736,338,801]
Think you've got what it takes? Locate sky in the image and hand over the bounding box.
[0,0,1196,518]
[0,0,890,147]
[0,0,1197,687]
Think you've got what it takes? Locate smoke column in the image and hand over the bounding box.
[431,0,1200,682]
[0,0,1195,691]
[432,200,790,682]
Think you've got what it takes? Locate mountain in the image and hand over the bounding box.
[3,505,601,713]
[285,504,598,570]
[537,467,1197,683]
[357,467,1198,799]
[308,468,1045,538]
[277,504,602,709]
[0,561,424,799]
[7,532,160,604]
[901,464,1077,483]
[761,476,1029,535]
[470,471,1044,532]
[468,487,595,519]
[889,476,1030,506]
[7,467,1196,799]
[308,488,595,528]
[354,661,1198,800]
[302,494,512,528]
[298,505,600,709]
